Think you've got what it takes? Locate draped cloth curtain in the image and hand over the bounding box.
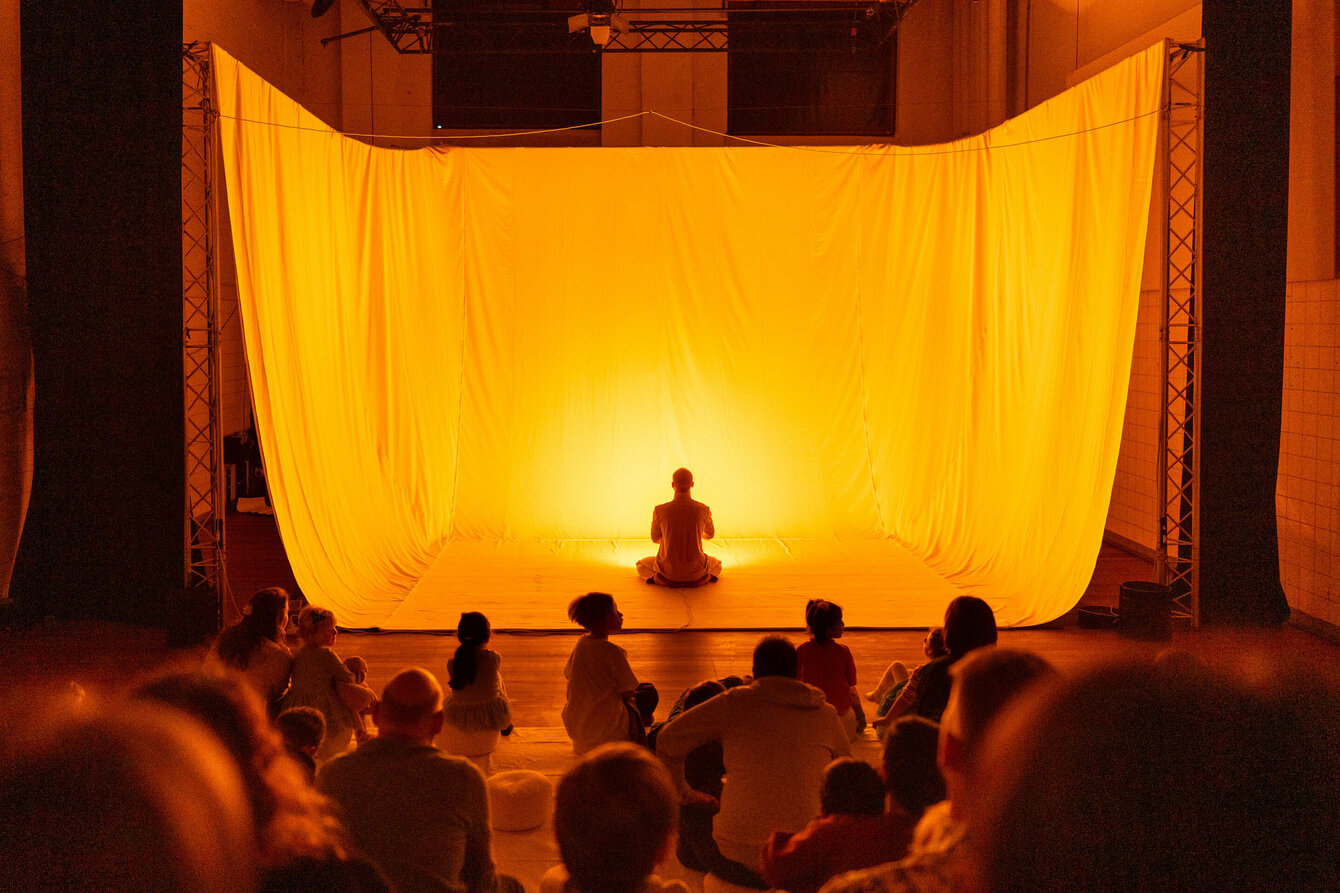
[213,43,1164,628]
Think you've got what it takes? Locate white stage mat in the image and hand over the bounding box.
[378,538,965,631]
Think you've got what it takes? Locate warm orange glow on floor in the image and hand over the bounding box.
[386,538,964,630]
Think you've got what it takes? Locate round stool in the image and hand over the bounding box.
[486,770,554,832]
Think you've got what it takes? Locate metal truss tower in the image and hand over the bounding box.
[1158,41,1204,624]
[182,44,225,611]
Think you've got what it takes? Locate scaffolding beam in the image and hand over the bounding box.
[343,0,920,53]
[182,44,225,613]
[1158,40,1204,624]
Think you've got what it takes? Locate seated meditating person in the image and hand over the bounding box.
[636,467,721,587]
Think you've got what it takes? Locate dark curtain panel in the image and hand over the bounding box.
[14,4,184,622]
[1198,0,1292,625]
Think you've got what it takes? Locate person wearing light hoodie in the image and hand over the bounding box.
[655,636,851,888]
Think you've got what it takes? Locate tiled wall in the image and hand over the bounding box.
[1279,277,1340,627]
[1105,287,1163,552]
[1108,277,1340,630]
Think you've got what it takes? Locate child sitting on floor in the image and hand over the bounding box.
[275,706,326,782]
[797,599,865,740]
[442,611,514,773]
[868,627,948,721]
[761,756,918,893]
[280,606,377,763]
[562,592,658,755]
[542,742,690,893]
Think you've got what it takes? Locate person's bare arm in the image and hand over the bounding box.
[703,507,715,540]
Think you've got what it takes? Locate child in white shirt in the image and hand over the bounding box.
[561,592,658,755]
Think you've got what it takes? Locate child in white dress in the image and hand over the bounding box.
[441,611,513,772]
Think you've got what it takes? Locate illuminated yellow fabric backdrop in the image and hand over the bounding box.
[213,43,1163,628]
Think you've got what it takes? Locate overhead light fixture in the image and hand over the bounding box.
[567,0,626,48]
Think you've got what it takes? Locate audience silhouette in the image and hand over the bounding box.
[6,587,1336,893]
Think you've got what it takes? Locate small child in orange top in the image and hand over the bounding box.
[796,599,864,740]
[761,756,917,893]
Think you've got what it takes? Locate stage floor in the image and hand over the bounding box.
[378,538,965,631]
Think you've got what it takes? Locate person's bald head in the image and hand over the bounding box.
[672,468,694,492]
[374,668,445,740]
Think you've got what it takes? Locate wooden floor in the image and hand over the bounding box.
[4,619,1338,730]
[4,512,1332,728]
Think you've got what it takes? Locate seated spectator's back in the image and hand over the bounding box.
[547,742,689,893]
[132,670,354,876]
[319,667,506,893]
[760,758,914,893]
[909,596,998,722]
[0,695,257,893]
[881,716,945,821]
[655,636,851,876]
[976,660,1340,893]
